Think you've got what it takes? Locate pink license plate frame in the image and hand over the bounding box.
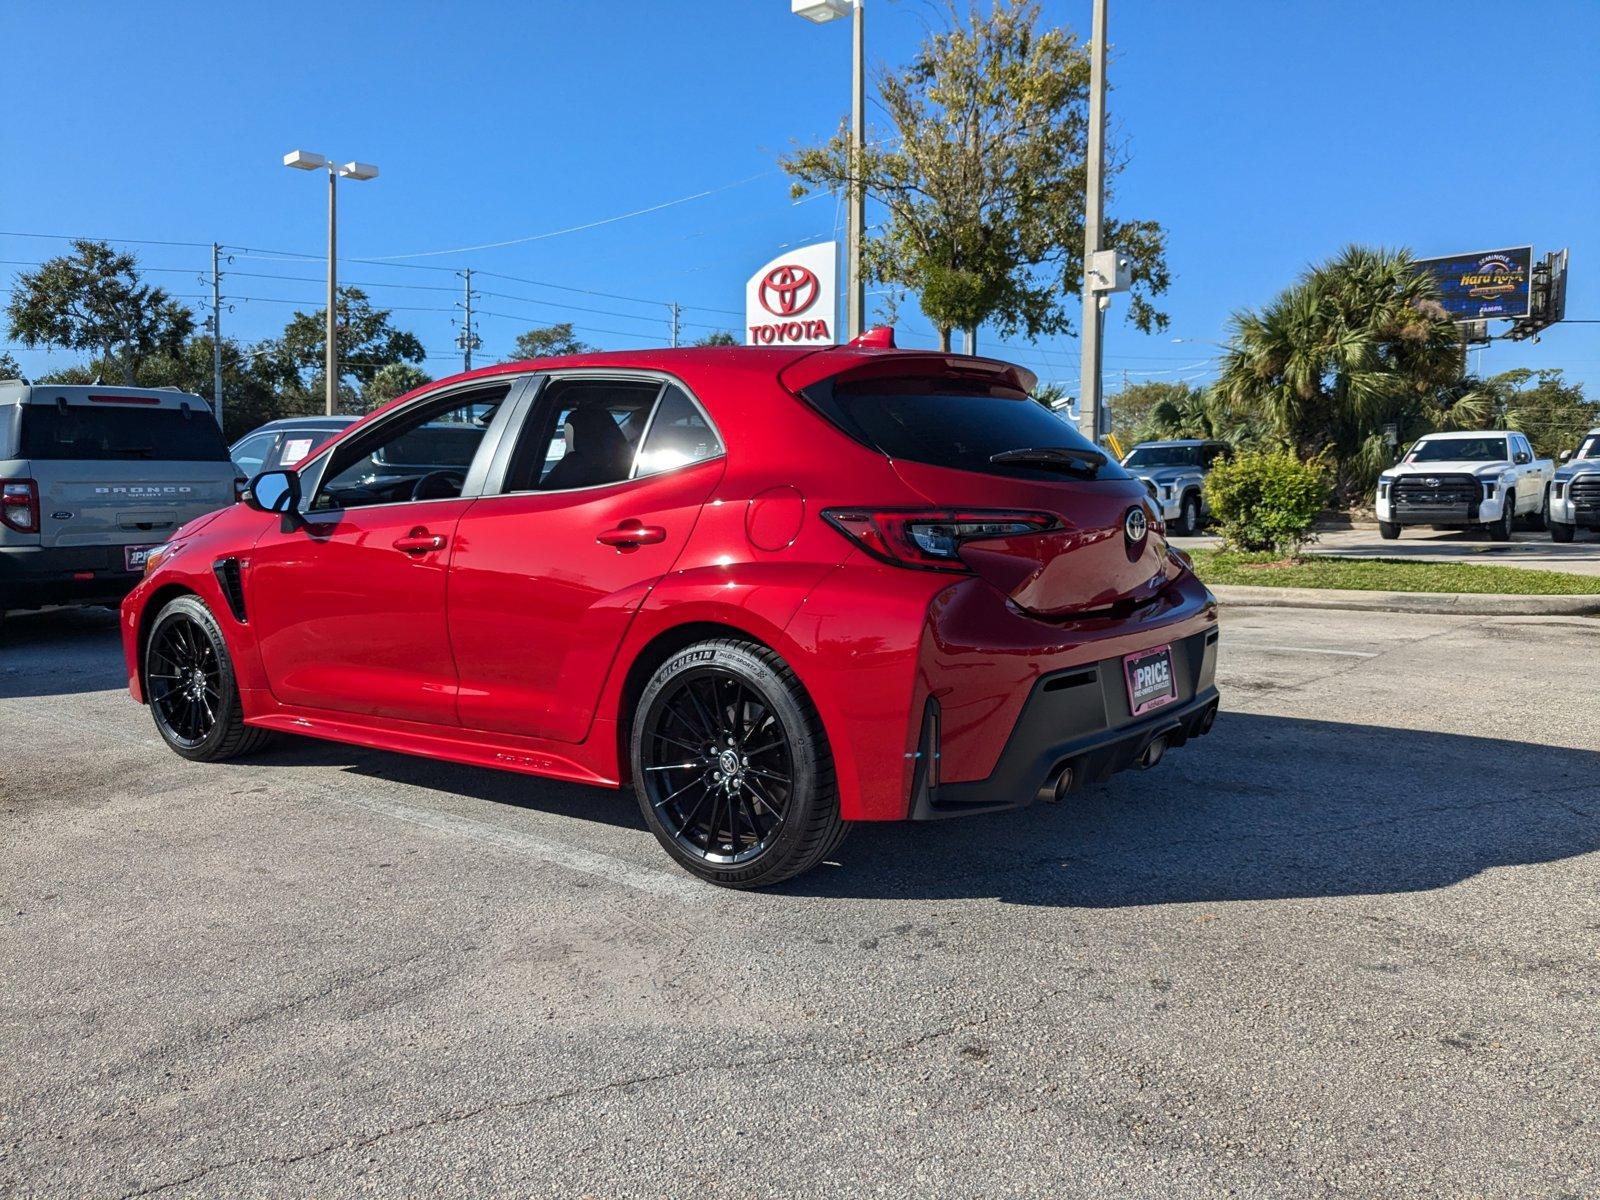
[1124,643,1177,716]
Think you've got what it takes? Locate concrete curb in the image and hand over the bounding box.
[1209,584,1600,617]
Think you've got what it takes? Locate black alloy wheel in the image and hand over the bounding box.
[641,668,794,866]
[144,595,273,761]
[631,639,845,888]
[148,613,223,749]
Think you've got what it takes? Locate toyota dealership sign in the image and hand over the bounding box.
[745,241,838,346]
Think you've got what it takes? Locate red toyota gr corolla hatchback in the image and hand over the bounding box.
[121,335,1220,887]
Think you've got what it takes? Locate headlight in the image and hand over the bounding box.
[1482,481,1497,499]
[1553,482,1566,499]
[1162,482,1176,498]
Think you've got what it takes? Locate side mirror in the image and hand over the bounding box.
[1560,450,1573,463]
[1514,451,1531,465]
[245,469,300,514]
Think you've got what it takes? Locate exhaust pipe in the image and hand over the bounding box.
[1197,701,1218,736]
[1037,762,1075,804]
[1138,736,1167,770]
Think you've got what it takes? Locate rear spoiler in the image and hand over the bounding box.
[777,346,1037,398]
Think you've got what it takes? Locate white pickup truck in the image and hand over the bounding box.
[1375,430,1553,541]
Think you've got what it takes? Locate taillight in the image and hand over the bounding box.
[821,508,1055,571]
[0,479,40,534]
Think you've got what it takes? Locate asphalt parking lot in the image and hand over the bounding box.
[3,605,1598,1198]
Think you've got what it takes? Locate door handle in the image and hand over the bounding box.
[597,520,667,550]
[393,528,447,555]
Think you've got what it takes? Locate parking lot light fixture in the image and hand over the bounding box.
[282,149,380,415]
[792,0,850,21]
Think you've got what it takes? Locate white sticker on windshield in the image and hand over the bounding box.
[280,437,315,466]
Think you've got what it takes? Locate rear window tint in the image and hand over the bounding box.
[811,377,1129,481]
[21,403,230,462]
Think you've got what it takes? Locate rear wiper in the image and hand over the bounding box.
[989,446,1106,477]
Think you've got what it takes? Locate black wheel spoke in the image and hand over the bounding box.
[641,665,796,867]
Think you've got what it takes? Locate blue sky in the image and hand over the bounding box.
[6,0,1598,398]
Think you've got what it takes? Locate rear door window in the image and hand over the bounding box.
[809,376,1129,481]
[502,378,661,492]
[21,403,231,462]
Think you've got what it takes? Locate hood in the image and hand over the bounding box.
[1134,465,1201,484]
[1555,459,1600,483]
[1383,460,1510,479]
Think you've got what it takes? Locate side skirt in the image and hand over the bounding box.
[244,700,621,790]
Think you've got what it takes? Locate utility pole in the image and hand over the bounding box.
[459,268,477,371]
[669,302,681,349]
[1077,0,1108,444]
[210,242,224,429]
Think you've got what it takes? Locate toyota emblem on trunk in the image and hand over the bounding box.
[1124,506,1148,543]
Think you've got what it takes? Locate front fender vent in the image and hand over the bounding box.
[212,557,247,623]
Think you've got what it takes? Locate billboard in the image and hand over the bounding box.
[745,242,837,346]
[1413,246,1533,322]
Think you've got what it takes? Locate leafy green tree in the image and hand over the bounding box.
[1107,380,1199,444]
[271,287,425,411]
[363,362,434,410]
[0,351,22,380]
[506,322,590,361]
[691,330,738,347]
[1214,245,1463,502]
[782,0,1169,351]
[6,240,194,385]
[1459,368,1597,461]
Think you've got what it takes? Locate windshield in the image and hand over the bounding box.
[1123,445,1198,468]
[1575,434,1600,461]
[1405,437,1507,463]
[811,377,1130,481]
[20,402,230,462]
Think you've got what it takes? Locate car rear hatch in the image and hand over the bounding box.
[19,390,238,551]
[787,350,1177,617]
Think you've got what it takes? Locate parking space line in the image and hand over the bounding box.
[1234,643,1379,658]
[327,789,707,902]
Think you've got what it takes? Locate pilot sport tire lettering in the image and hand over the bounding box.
[630,638,844,888]
[144,595,273,762]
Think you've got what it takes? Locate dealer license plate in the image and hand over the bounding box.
[1124,644,1177,716]
[124,544,157,572]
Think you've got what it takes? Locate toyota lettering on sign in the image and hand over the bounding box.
[745,242,838,347]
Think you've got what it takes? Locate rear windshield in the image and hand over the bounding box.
[1124,445,1198,468]
[21,402,230,462]
[812,376,1129,480]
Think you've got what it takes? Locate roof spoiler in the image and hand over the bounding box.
[777,337,1037,397]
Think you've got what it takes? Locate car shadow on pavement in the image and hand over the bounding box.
[0,607,128,699]
[786,712,1600,907]
[247,737,651,832]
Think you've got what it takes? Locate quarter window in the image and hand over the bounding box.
[635,385,722,476]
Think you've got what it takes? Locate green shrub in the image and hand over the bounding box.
[1202,450,1328,555]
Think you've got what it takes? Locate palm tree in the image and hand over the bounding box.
[1215,246,1464,501]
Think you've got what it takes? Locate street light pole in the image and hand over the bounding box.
[284,151,379,417]
[325,165,338,416]
[793,0,866,341]
[1077,0,1108,443]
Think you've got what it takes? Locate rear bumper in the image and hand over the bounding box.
[909,629,1220,819]
[0,545,142,610]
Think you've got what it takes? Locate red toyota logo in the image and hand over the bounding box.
[758,265,820,317]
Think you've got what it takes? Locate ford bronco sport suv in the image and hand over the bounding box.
[0,381,240,626]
